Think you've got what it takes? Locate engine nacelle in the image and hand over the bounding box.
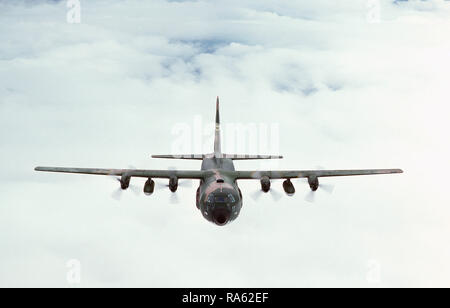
[260,176,271,192]
[283,179,295,195]
[144,178,155,195]
[120,174,131,190]
[308,176,319,191]
[169,176,178,192]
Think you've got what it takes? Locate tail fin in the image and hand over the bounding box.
[151,97,222,160]
[151,96,283,161]
[214,96,221,154]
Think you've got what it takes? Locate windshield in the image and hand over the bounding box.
[207,193,236,205]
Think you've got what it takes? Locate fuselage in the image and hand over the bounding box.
[196,157,242,226]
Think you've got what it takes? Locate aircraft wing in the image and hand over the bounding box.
[34,166,207,179]
[231,168,403,180]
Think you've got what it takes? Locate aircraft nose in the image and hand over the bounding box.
[212,206,231,226]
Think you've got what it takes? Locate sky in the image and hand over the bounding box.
[0,0,450,287]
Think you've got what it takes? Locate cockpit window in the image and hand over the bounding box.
[207,193,236,205]
[215,195,226,203]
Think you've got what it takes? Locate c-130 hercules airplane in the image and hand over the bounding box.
[35,97,402,226]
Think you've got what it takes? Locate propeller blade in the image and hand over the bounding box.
[108,175,141,198]
[111,188,123,201]
[251,189,264,201]
[109,177,123,201]
[314,165,334,193]
[169,192,180,204]
[154,179,191,191]
[295,170,334,202]
[166,166,193,189]
[305,190,315,203]
[178,179,193,188]
[270,188,282,201]
[129,184,141,196]
[320,183,334,194]
[155,181,167,191]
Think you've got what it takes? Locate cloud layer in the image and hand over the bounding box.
[1,0,450,287]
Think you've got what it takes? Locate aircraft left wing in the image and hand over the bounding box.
[231,168,403,180]
[34,166,207,179]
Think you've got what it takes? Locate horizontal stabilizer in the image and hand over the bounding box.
[151,154,283,160]
[151,154,207,160]
[222,154,283,160]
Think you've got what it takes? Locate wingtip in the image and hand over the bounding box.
[391,168,403,174]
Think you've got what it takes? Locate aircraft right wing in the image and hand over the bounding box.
[231,168,403,180]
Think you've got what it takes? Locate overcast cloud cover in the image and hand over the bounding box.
[1,0,450,287]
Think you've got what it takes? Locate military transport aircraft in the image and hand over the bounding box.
[35,97,402,226]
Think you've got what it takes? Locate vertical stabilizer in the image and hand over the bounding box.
[214,96,221,155]
[151,97,283,160]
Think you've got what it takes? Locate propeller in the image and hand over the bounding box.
[154,180,193,190]
[152,166,193,204]
[168,166,193,188]
[301,181,334,203]
[111,186,123,201]
[250,179,283,202]
[152,181,181,204]
[109,165,142,201]
[269,187,283,201]
[298,166,335,203]
[109,177,141,201]
[169,193,180,204]
[304,190,316,203]
[318,183,334,194]
[250,189,264,201]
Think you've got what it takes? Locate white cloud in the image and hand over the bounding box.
[0,0,449,287]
